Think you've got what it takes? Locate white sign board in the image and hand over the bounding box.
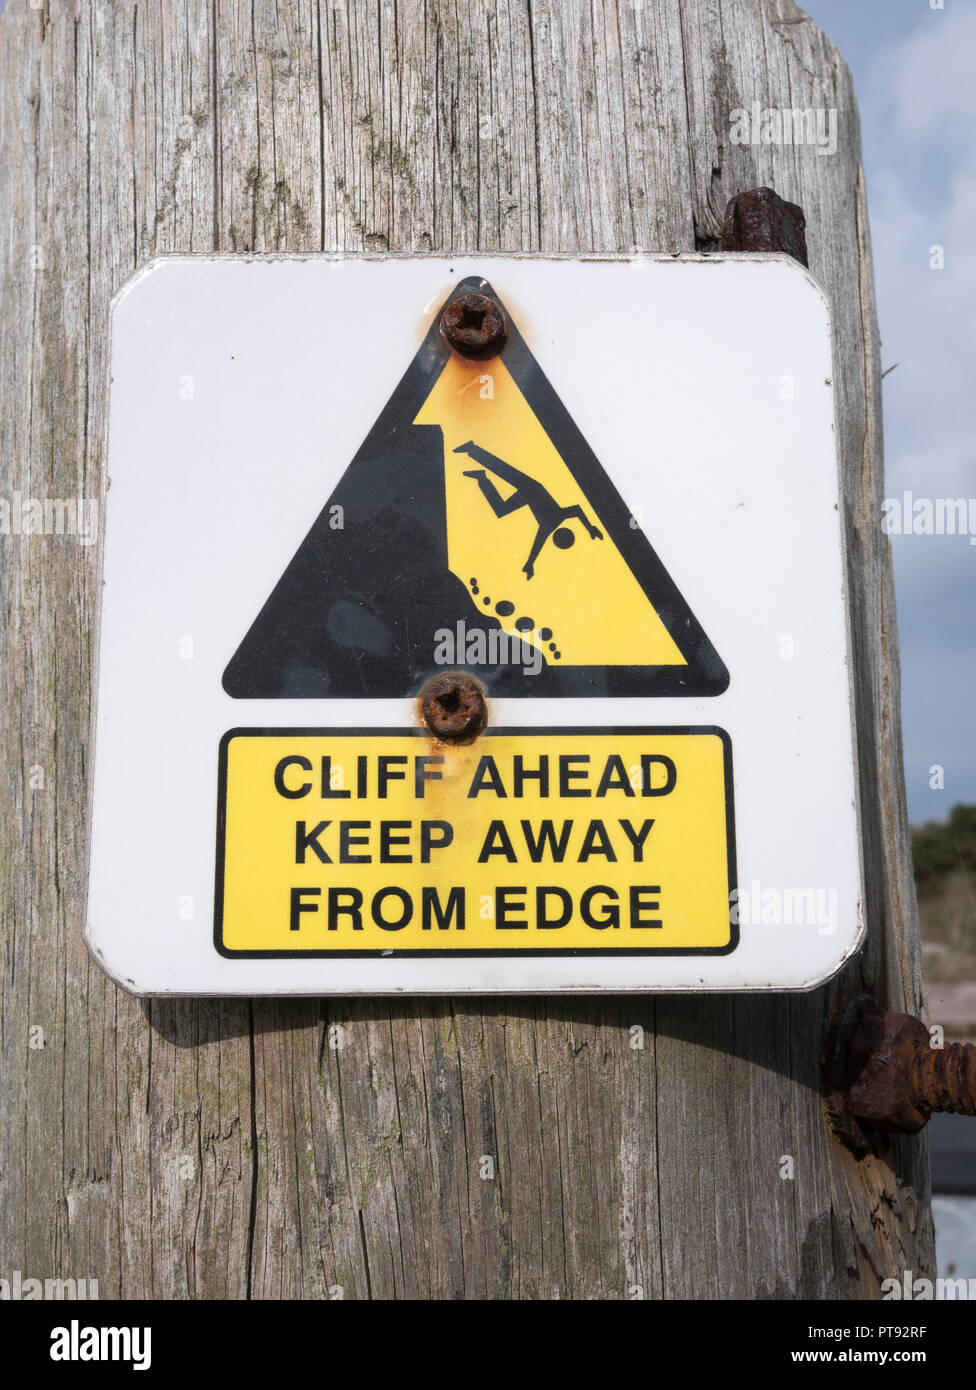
[88,254,863,994]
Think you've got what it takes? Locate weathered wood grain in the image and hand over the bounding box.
[0,0,934,1299]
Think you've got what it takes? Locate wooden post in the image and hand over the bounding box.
[0,0,934,1298]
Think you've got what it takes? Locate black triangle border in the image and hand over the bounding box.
[222,272,729,699]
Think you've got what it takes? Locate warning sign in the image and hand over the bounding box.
[215,728,736,956]
[222,277,728,699]
[92,253,864,994]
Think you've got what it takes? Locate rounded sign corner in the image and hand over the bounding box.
[84,924,152,998]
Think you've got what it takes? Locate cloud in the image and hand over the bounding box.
[851,5,976,820]
[881,4,976,142]
[865,12,976,440]
[863,11,976,481]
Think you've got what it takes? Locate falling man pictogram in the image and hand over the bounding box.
[455,440,604,578]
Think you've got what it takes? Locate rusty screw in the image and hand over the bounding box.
[439,292,508,361]
[721,187,809,268]
[420,673,487,743]
[824,994,976,1156]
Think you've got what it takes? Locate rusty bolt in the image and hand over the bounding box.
[420,673,487,743]
[824,994,976,1156]
[439,292,508,361]
[721,187,809,267]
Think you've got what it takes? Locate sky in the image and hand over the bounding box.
[801,0,976,823]
[0,0,969,821]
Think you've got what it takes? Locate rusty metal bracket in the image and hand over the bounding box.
[721,187,809,267]
[824,993,976,1156]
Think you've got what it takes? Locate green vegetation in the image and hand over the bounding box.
[912,805,976,983]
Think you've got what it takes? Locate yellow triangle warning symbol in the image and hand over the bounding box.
[416,354,686,668]
[223,277,728,699]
